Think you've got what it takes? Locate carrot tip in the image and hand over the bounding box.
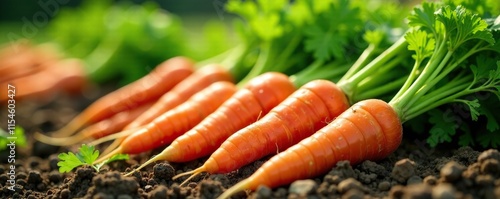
[94,146,123,164]
[172,166,205,186]
[50,119,84,137]
[216,178,251,199]
[124,169,138,177]
[34,131,86,146]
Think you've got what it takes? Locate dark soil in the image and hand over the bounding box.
[1,87,500,199]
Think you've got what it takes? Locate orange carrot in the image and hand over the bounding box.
[124,72,296,175]
[34,101,153,146]
[93,81,238,163]
[124,64,234,130]
[217,99,402,198]
[0,41,59,83]
[49,56,194,137]
[172,79,349,183]
[0,59,87,103]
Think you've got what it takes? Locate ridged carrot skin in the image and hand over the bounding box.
[172,80,349,182]
[95,81,238,163]
[217,99,402,199]
[124,64,234,130]
[204,80,349,173]
[52,56,194,137]
[164,72,296,162]
[124,72,296,175]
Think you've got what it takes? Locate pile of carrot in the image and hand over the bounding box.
[29,0,500,198]
[0,41,88,103]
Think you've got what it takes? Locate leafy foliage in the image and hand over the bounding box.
[58,144,128,173]
[0,126,27,151]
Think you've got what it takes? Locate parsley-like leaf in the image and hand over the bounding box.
[405,29,435,61]
[58,152,87,173]
[57,144,129,173]
[427,109,457,147]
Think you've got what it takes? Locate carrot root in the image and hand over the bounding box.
[94,146,124,164]
[100,138,123,156]
[172,166,206,186]
[216,179,251,199]
[88,128,136,147]
[34,132,87,146]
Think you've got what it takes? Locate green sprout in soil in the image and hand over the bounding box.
[0,126,27,151]
[57,144,129,173]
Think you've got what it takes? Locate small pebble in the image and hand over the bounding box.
[27,171,43,184]
[423,175,437,186]
[407,175,423,185]
[153,163,175,180]
[475,175,493,186]
[338,178,364,193]
[477,149,500,163]
[389,185,405,198]
[342,189,364,199]
[440,161,465,182]
[148,185,168,199]
[49,171,62,184]
[402,184,432,199]
[432,183,455,199]
[255,185,272,199]
[480,159,500,175]
[391,159,416,183]
[378,181,391,191]
[289,179,317,195]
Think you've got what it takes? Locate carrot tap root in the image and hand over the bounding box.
[88,128,136,147]
[100,138,123,156]
[94,146,124,164]
[123,150,169,176]
[172,166,206,186]
[50,119,85,137]
[34,131,87,146]
[216,179,251,199]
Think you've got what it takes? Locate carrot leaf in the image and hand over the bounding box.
[427,109,457,147]
[58,144,129,173]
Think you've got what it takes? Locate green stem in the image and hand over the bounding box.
[392,59,422,100]
[337,36,407,100]
[236,42,274,87]
[404,76,473,121]
[389,40,450,113]
[273,34,303,72]
[404,73,469,118]
[354,76,408,102]
[354,56,405,95]
[338,43,377,82]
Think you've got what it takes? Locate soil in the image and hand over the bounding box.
[1,86,500,199]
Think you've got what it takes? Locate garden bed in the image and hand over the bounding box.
[1,88,499,199]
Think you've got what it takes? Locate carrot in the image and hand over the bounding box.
[0,41,60,83]
[0,58,87,103]
[124,72,296,175]
[218,3,500,197]
[124,64,234,130]
[48,56,194,137]
[34,101,153,146]
[172,79,349,182]
[217,99,402,198]
[93,81,238,163]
